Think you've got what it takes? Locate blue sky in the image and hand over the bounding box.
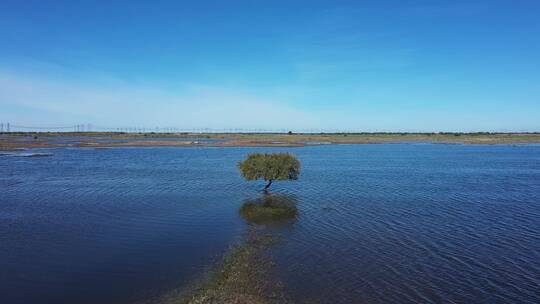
[1,0,539,132]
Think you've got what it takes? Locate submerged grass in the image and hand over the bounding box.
[239,202,297,224]
[155,195,297,304]
[239,194,298,225]
[164,231,288,304]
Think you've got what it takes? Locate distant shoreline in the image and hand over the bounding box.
[1,132,540,151]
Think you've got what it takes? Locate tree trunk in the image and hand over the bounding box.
[263,180,273,192]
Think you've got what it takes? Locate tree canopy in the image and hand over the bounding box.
[238,153,301,191]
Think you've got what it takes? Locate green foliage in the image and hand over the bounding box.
[238,153,301,182]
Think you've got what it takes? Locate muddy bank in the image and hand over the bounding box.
[2,132,540,151]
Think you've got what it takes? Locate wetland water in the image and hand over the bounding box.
[1,144,539,303]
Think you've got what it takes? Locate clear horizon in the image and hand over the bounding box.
[1,1,539,132]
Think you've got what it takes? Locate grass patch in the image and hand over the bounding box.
[239,195,298,224]
[165,231,287,304]
[145,196,297,304]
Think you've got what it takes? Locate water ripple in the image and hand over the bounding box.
[1,144,539,303]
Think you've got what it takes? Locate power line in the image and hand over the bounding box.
[11,125,74,130]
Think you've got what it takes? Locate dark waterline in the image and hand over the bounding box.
[1,144,539,303]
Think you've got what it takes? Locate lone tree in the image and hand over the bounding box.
[238,153,301,191]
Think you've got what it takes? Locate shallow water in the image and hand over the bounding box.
[1,144,539,303]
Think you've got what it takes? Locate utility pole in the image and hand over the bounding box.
[7,123,10,132]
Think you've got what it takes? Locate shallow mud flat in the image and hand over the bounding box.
[2,132,540,151]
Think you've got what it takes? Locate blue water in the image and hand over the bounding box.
[1,144,539,303]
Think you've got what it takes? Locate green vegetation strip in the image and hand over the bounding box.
[169,231,288,304]
[239,201,298,224]
[157,197,297,304]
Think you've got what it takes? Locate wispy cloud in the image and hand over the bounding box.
[0,71,318,130]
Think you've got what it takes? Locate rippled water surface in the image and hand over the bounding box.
[1,144,539,303]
